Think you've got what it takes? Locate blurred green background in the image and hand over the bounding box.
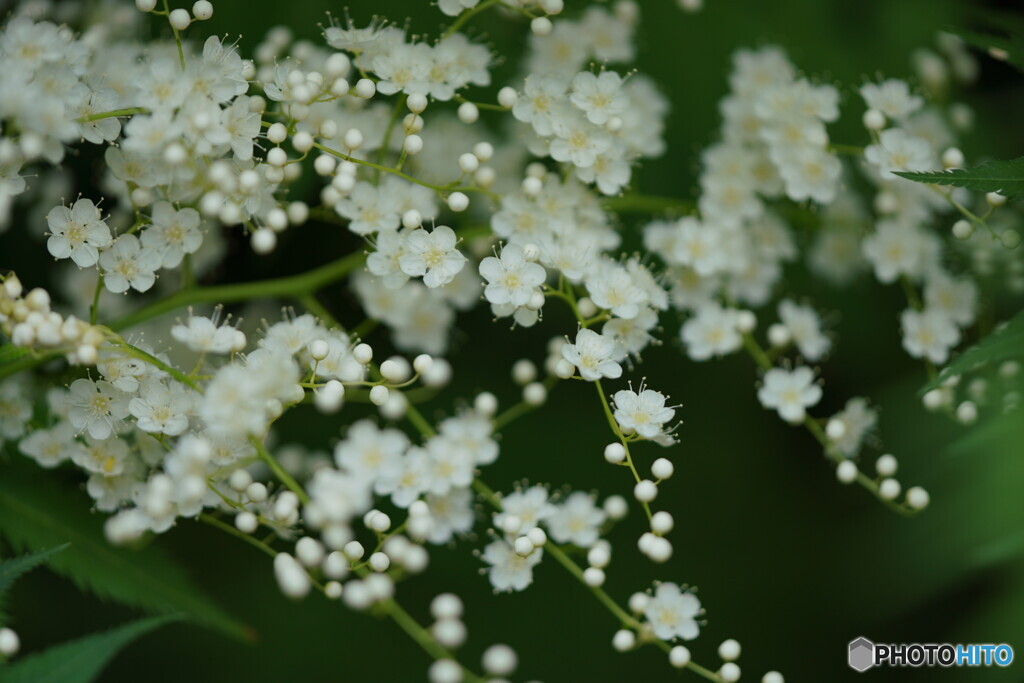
[7,0,1024,680]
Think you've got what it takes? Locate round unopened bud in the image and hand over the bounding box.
[718,639,741,662]
[669,645,691,668]
[941,147,964,168]
[531,16,553,36]
[458,153,479,174]
[879,478,901,500]
[651,511,674,535]
[604,495,628,520]
[266,123,288,144]
[836,460,858,484]
[136,0,157,10]
[457,101,479,124]
[604,443,626,464]
[447,192,469,212]
[513,536,534,557]
[1001,229,1021,250]
[380,357,412,384]
[906,486,930,510]
[235,511,258,534]
[577,297,598,318]
[309,339,329,361]
[863,108,886,130]
[402,209,423,229]
[876,453,898,477]
[353,343,373,364]
[369,385,390,406]
[0,628,20,657]
[369,552,391,572]
[634,479,658,503]
[413,354,434,375]
[403,134,423,155]
[497,87,518,108]
[343,128,364,150]
[292,131,314,153]
[251,228,277,254]
[555,358,575,379]
[512,359,537,385]
[956,400,978,424]
[474,392,498,416]
[987,192,1007,207]
[826,418,847,440]
[651,458,674,480]
[354,78,376,98]
[473,142,494,161]
[583,566,605,586]
[950,220,974,241]
[523,382,547,406]
[168,8,191,30]
[431,593,463,620]
[767,323,790,347]
[482,644,518,676]
[612,629,636,652]
[720,663,742,683]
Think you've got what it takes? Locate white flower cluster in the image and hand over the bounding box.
[0,0,1016,680]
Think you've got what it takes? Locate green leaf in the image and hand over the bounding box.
[921,308,1024,393]
[894,156,1024,199]
[0,346,28,368]
[0,614,177,683]
[952,27,1024,74]
[0,463,251,641]
[0,545,69,623]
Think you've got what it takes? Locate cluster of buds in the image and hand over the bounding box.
[1,273,105,365]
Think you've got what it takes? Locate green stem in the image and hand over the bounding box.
[112,339,201,391]
[199,513,276,558]
[90,273,104,325]
[77,107,150,123]
[250,436,310,505]
[312,141,498,200]
[442,0,502,37]
[601,194,695,214]
[110,250,365,332]
[594,380,652,520]
[374,94,407,183]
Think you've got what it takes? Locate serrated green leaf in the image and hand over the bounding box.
[894,156,1024,198]
[922,308,1024,394]
[0,614,177,683]
[952,28,1024,73]
[0,463,251,641]
[0,545,69,624]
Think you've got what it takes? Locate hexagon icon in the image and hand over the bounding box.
[848,637,875,672]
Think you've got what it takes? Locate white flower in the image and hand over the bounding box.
[864,128,933,180]
[18,421,77,468]
[777,299,830,361]
[680,303,743,361]
[46,198,112,267]
[376,446,434,508]
[900,307,960,364]
[0,380,31,439]
[334,181,401,236]
[482,539,543,592]
[924,270,977,327]
[140,202,203,269]
[549,109,612,168]
[72,434,130,477]
[99,234,162,294]
[493,485,556,533]
[437,0,479,17]
[424,487,476,544]
[644,582,701,641]
[757,366,822,424]
[613,386,676,439]
[828,397,877,458]
[398,225,467,288]
[585,261,648,320]
[860,79,923,120]
[775,146,842,204]
[66,378,130,440]
[670,217,727,276]
[479,244,546,307]
[171,309,246,355]
[128,380,193,436]
[545,492,606,548]
[512,73,568,137]
[569,71,626,125]
[862,221,931,284]
[561,328,622,381]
